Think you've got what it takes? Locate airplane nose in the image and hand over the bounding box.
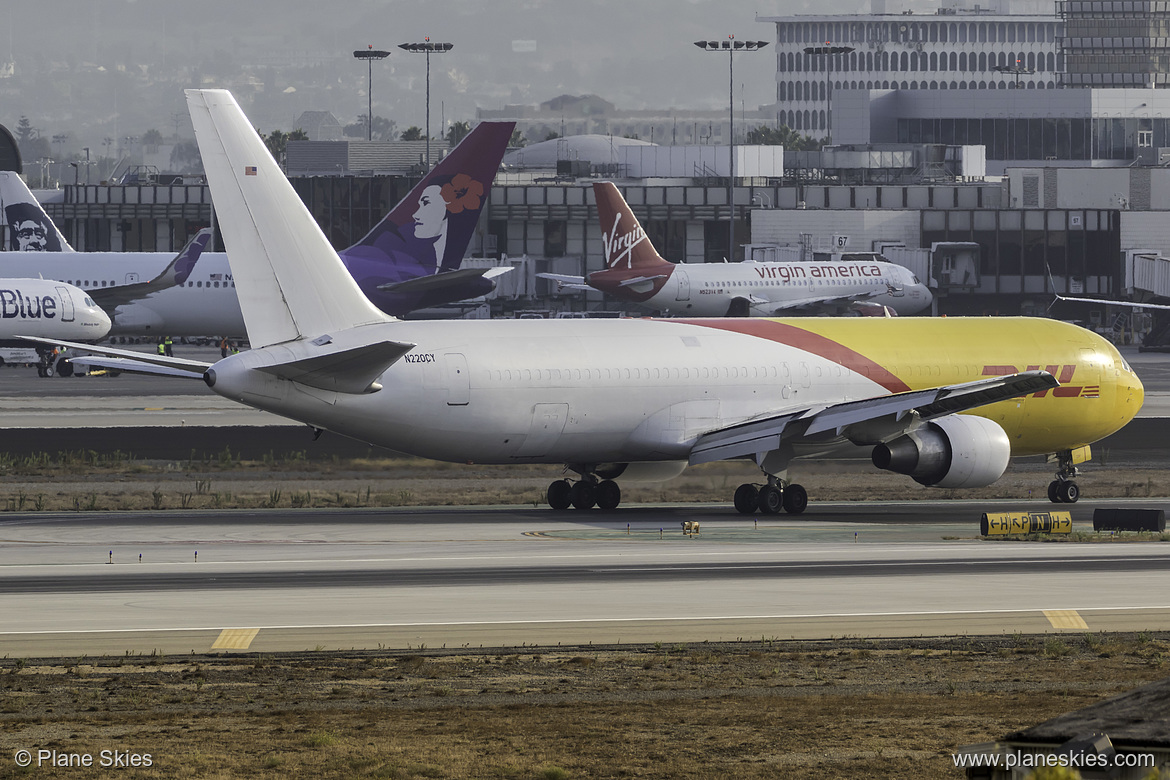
[1122,366,1145,420]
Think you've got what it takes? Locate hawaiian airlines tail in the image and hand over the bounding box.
[338,121,514,312]
[186,90,391,348]
[0,171,73,251]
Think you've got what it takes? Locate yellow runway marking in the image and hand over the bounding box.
[211,628,259,650]
[1043,610,1088,630]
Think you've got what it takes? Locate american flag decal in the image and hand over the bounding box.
[244,166,257,176]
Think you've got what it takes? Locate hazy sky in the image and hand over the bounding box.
[2,0,862,145]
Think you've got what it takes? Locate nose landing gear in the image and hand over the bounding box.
[1047,449,1081,504]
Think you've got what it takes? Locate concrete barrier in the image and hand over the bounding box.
[1092,508,1166,533]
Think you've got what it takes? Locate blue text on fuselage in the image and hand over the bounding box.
[0,289,57,319]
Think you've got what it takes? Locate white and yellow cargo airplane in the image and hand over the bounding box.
[28,90,1145,513]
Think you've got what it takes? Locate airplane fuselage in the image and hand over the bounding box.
[588,259,932,316]
[207,316,1141,468]
[0,252,244,337]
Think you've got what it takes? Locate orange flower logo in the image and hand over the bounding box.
[441,173,484,214]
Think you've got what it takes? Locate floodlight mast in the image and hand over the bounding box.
[693,36,768,263]
[353,46,391,141]
[399,39,454,172]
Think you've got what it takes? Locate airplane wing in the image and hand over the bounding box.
[537,272,592,291]
[377,266,511,294]
[16,336,212,378]
[761,289,891,316]
[689,370,1057,466]
[1053,292,1170,310]
[87,228,212,311]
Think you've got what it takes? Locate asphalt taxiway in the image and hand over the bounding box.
[3,499,1170,657]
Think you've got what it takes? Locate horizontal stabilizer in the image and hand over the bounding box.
[618,274,668,288]
[689,370,1058,466]
[257,339,415,394]
[15,335,213,374]
[378,265,512,294]
[71,356,207,379]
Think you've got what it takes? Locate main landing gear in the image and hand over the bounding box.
[1047,449,1080,504]
[733,476,808,515]
[547,474,622,511]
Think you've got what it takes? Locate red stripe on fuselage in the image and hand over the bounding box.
[674,318,912,394]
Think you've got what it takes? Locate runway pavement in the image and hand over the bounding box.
[3,500,1170,657]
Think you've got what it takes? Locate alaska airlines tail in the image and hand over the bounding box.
[338,122,514,313]
[186,89,391,348]
[594,181,671,272]
[0,171,73,251]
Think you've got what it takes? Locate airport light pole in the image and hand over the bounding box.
[353,46,391,141]
[694,36,768,262]
[398,39,454,172]
[803,43,854,145]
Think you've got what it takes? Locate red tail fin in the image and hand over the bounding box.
[594,182,671,271]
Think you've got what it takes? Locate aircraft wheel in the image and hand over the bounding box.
[1047,480,1062,503]
[43,366,53,378]
[36,367,46,377]
[547,480,572,510]
[782,484,809,515]
[757,485,783,515]
[1058,481,1080,504]
[570,481,596,510]
[595,480,621,511]
[733,483,759,514]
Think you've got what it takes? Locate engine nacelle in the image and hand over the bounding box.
[871,415,1011,489]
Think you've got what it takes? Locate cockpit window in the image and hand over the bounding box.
[1122,358,1133,373]
[912,275,921,284]
[84,297,95,306]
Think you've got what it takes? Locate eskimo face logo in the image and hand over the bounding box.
[602,211,647,269]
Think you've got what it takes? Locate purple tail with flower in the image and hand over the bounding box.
[338,121,515,316]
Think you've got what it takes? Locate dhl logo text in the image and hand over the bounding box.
[602,211,648,269]
[981,364,1100,398]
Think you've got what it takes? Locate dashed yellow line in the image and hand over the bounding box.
[211,628,259,650]
[1043,610,1088,630]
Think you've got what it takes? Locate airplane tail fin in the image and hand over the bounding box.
[0,171,74,251]
[593,181,670,271]
[341,121,515,274]
[186,89,392,349]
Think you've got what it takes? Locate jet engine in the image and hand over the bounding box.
[870,415,1011,489]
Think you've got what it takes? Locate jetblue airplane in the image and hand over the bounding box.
[2,278,110,374]
[541,182,932,317]
[0,121,514,336]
